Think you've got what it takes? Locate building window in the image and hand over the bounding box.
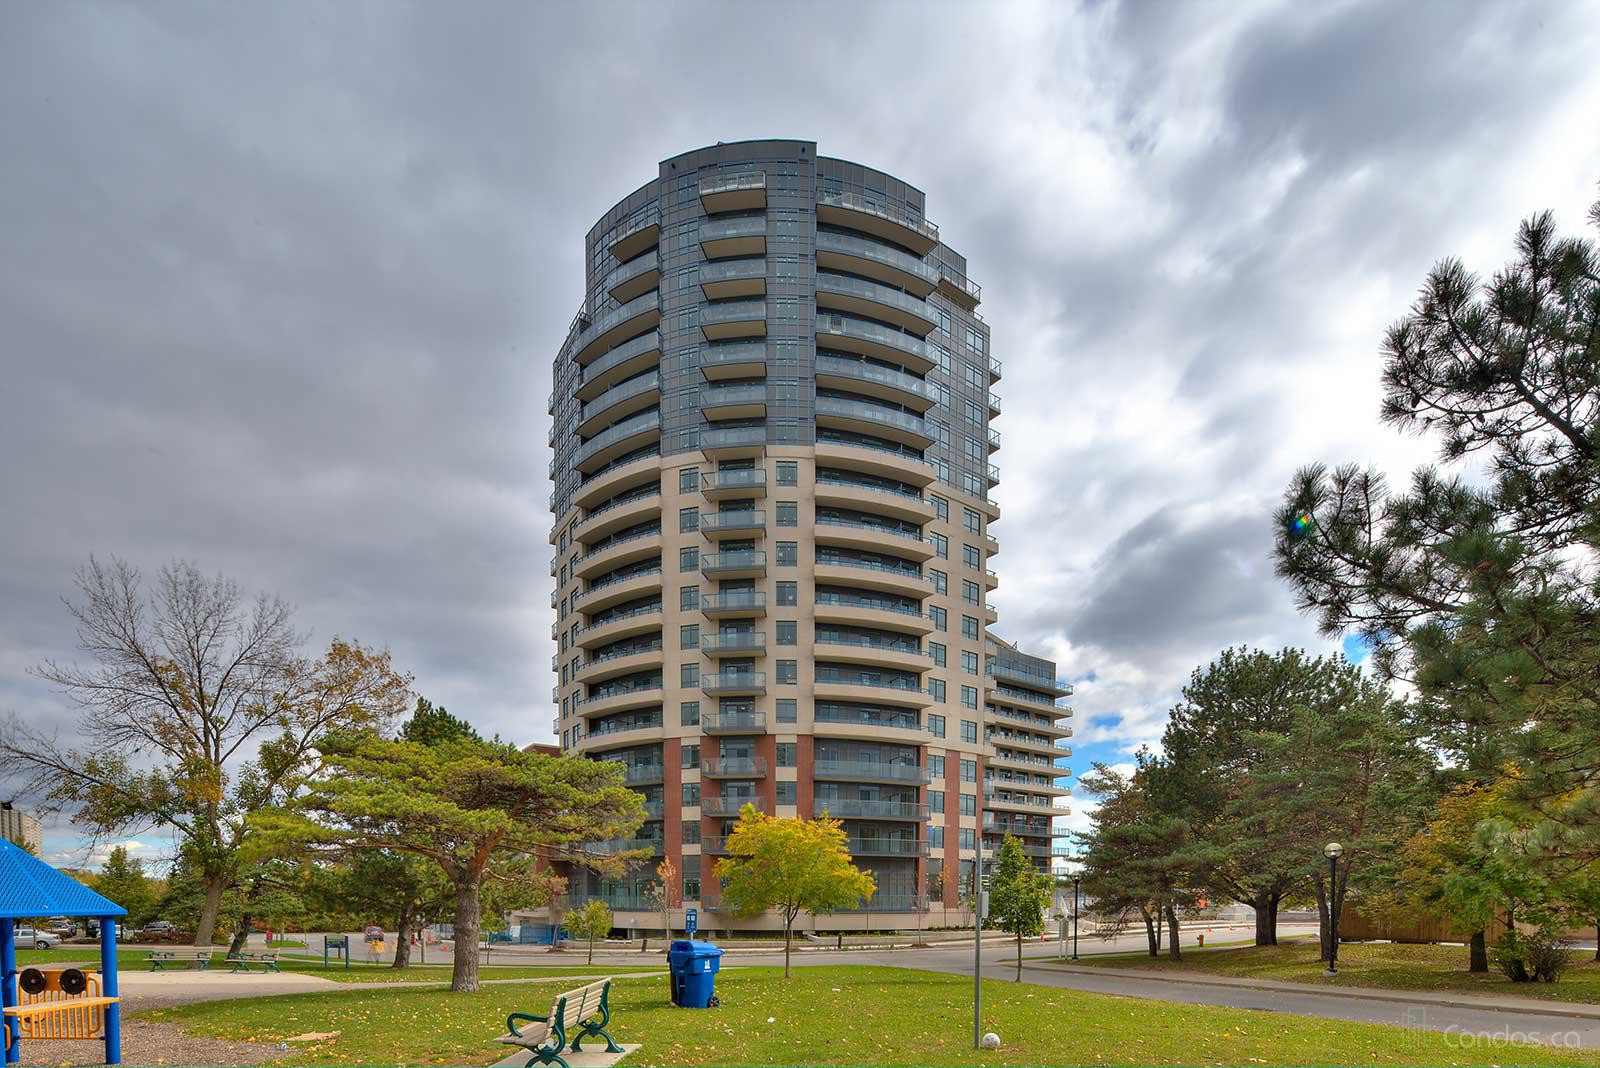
[776,461,798,486]
[960,793,976,816]
[776,780,797,806]
[680,507,699,533]
[963,544,981,568]
[928,712,946,738]
[961,719,978,744]
[680,546,699,571]
[963,580,981,605]
[931,494,949,521]
[929,678,946,701]
[681,624,699,649]
[962,616,979,640]
[681,586,699,610]
[777,621,797,646]
[960,758,976,782]
[681,663,699,686]
[929,754,946,777]
[776,581,798,606]
[777,698,797,723]
[929,826,944,848]
[777,660,797,684]
[682,823,701,846]
[930,642,947,667]
[964,508,981,533]
[930,532,948,559]
[679,467,698,492]
[682,783,701,807]
[682,743,699,767]
[929,789,945,814]
[776,501,798,527]
[930,606,947,631]
[776,542,798,566]
[962,651,979,675]
[681,700,700,726]
[777,742,797,767]
[930,569,947,594]
[961,685,978,709]
[959,828,975,850]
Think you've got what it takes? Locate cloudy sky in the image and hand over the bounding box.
[3,0,1598,865]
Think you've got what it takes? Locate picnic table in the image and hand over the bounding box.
[145,949,215,971]
[224,951,281,974]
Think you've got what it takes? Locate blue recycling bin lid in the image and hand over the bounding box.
[671,940,723,958]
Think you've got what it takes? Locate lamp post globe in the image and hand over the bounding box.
[1323,842,1345,975]
[1324,841,1345,859]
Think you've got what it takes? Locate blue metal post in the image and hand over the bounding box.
[100,914,120,1065]
[2,917,17,1065]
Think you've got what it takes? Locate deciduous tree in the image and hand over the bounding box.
[713,806,876,978]
[569,899,613,965]
[988,834,1052,981]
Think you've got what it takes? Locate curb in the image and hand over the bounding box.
[1033,963,1600,1022]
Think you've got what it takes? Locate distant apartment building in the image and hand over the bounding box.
[0,802,43,855]
[543,140,1072,933]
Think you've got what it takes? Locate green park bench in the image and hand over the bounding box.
[144,951,175,971]
[225,951,281,974]
[145,949,216,971]
[495,978,621,1068]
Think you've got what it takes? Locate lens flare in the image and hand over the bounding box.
[1287,512,1315,540]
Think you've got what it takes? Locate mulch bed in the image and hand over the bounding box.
[16,1019,285,1067]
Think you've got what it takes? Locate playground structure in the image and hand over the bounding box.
[0,837,127,1065]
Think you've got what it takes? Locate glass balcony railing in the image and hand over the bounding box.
[702,384,767,409]
[814,592,924,618]
[581,372,661,423]
[575,411,661,466]
[814,355,933,402]
[814,707,923,730]
[816,315,931,365]
[703,796,767,817]
[702,590,766,612]
[702,468,767,493]
[702,672,767,694]
[700,343,766,372]
[815,554,924,581]
[700,300,766,329]
[818,191,938,244]
[817,272,935,325]
[701,509,765,533]
[812,760,931,784]
[816,231,940,287]
[581,487,660,527]
[580,331,662,389]
[812,798,928,820]
[580,525,660,561]
[701,632,766,654]
[701,756,767,778]
[814,474,925,503]
[578,566,661,603]
[845,838,928,858]
[700,216,766,244]
[815,516,927,545]
[699,172,766,198]
[816,397,932,440]
[584,601,663,630]
[701,425,767,451]
[702,711,767,733]
[700,259,766,286]
[815,670,926,696]
[583,640,662,668]
[701,550,766,573]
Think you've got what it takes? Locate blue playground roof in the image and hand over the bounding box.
[0,837,125,919]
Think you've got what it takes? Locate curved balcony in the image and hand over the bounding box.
[701,508,765,540]
[578,331,662,403]
[703,796,767,817]
[813,593,934,636]
[700,550,766,579]
[575,451,661,511]
[815,314,934,375]
[575,410,661,475]
[817,397,934,450]
[701,424,766,459]
[701,756,768,779]
[987,730,1070,759]
[700,258,766,300]
[702,711,768,734]
[813,439,936,488]
[700,299,767,342]
[812,798,928,821]
[608,212,660,261]
[816,273,937,336]
[988,660,1074,697]
[816,230,939,296]
[814,674,932,710]
[575,643,665,686]
[814,517,936,562]
[574,293,661,368]
[817,192,939,256]
[702,671,766,696]
[586,837,665,856]
[702,383,766,420]
[813,636,928,673]
[576,720,664,753]
[936,266,981,310]
[574,488,661,544]
[702,468,767,500]
[578,372,661,438]
[814,355,936,413]
[577,684,664,718]
[573,528,659,580]
[813,708,928,744]
[986,748,1062,773]
[699,216,766,259]
[575,604,662,649]
[700,343,767,382]
[814,557,928,599]
[699,171,766,213]
[702,590,766,617]
[814,477,937,525]
[606,250,660,303]
[987,704,1074,736]
[813,760,931,785]
[701,631,767,657]
[574,567,663,615]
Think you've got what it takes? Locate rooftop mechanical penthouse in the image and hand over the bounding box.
[542,139,1072,934]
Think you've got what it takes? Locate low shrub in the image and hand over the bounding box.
[1491,930,1570,983]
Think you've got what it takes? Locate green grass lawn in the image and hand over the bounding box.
[1070,940,1600,1004]
[144,964,1600,1066]
[266,938,307,948]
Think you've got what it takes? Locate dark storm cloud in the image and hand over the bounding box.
[2,0,1597,813]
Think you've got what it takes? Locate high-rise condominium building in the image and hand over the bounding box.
[546,140,1071,934]
[0,802,43,855]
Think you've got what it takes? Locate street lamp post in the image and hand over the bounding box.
[1323,841,1345,977]
[1071,876,1080,961]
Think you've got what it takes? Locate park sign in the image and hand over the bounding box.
[685,907,697,935]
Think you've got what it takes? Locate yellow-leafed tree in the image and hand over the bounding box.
[713,804,876,976]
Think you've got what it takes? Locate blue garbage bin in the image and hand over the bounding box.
[667,939,724,1008]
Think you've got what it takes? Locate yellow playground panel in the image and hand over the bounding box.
[13,968,115,1041]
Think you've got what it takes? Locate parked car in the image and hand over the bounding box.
[84,920,126,940]
[16,928,61,950]
[47,918,77,936]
